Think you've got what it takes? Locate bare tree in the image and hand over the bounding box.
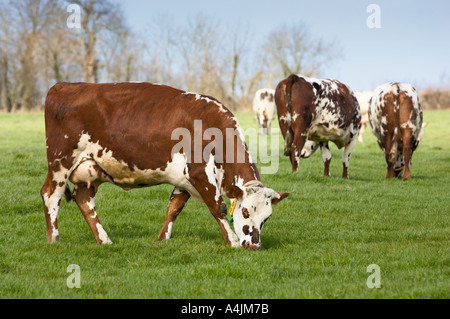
[100,29,145,83]
[262,23,342,87]
[175,14,228,99]
[0,2,13,111]
[8,0,58,110]
[68,0,125,83]
[42,4,83,84]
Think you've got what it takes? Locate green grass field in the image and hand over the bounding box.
[0,111,449,299]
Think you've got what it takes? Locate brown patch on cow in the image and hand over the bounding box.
[218,202,227,217]
[243,225,250,235]
[251,226,259,244]
[242,207,250,219]
[263,109,269,122]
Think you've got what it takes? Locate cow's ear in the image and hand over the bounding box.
[272,192,289,205]
[225,185,244,199]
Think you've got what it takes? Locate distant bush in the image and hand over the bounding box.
[419,88,450,110]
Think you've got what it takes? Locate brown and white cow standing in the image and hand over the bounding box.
[368,82,423,180]
[275,74,361,178]
[253,88,276,135]
[41,82,288,249]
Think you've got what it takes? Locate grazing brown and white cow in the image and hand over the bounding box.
[368,82,423,180]
[253,88,276,135]
[41,82,289,249]
[275,74,361,178]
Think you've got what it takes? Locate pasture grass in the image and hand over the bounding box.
[0,111,449,299]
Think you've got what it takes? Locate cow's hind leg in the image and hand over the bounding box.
[342,133,358,179]
[41,173,68,243]
[401,130,413,181]
[158,187,191,241]
[320,142,332,177]
[72,184,112,244]
[382,135,395,179]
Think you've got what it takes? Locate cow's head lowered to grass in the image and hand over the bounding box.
[226,183,289,250]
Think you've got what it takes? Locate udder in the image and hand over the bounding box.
[70,159,113,189]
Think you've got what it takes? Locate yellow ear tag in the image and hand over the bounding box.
[229,200,237,216]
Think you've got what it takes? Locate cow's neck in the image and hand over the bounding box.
[222,161,261,190]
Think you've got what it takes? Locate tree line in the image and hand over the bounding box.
[0,0,340,112]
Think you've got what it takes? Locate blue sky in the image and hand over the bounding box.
[120,0,450,92]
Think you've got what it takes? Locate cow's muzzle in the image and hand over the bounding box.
[241,240,261,250]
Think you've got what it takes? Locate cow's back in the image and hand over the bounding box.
[369,83,422,142]
[45,83,238,176]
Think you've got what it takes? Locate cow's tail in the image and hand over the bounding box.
[283,74,298,156]
[389,84,401,162]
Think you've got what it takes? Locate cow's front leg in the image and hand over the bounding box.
[189,169,240,247]
[210,199,240,247]
[202,193,239,247]
[72,184,112,244]
[158,187,191,241]
[320,142,332,177]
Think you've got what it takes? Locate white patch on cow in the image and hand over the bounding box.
[321,144,332,162]
[96,223,112,244]
[172,187,183,195]
[183,92,201,100]
[205,154,224,201]
[300,140,319,158]
[43,192,62,241]
[64,135,69,139]
[219,219,240,247]
[183,92,228,113]
[43,163,70,242]
[294,150,300,170]
[71,133,203,202]
[279,115,289,123]
[165,222,173,240]
[292,112,301,122]
[329,81,339,92]
[342,136,357,169]
[398,83,417,99]
[233,176,245,189]
[87,197,96,218]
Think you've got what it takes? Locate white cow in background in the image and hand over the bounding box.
[355,91,373,143]
[253,88,276,135]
